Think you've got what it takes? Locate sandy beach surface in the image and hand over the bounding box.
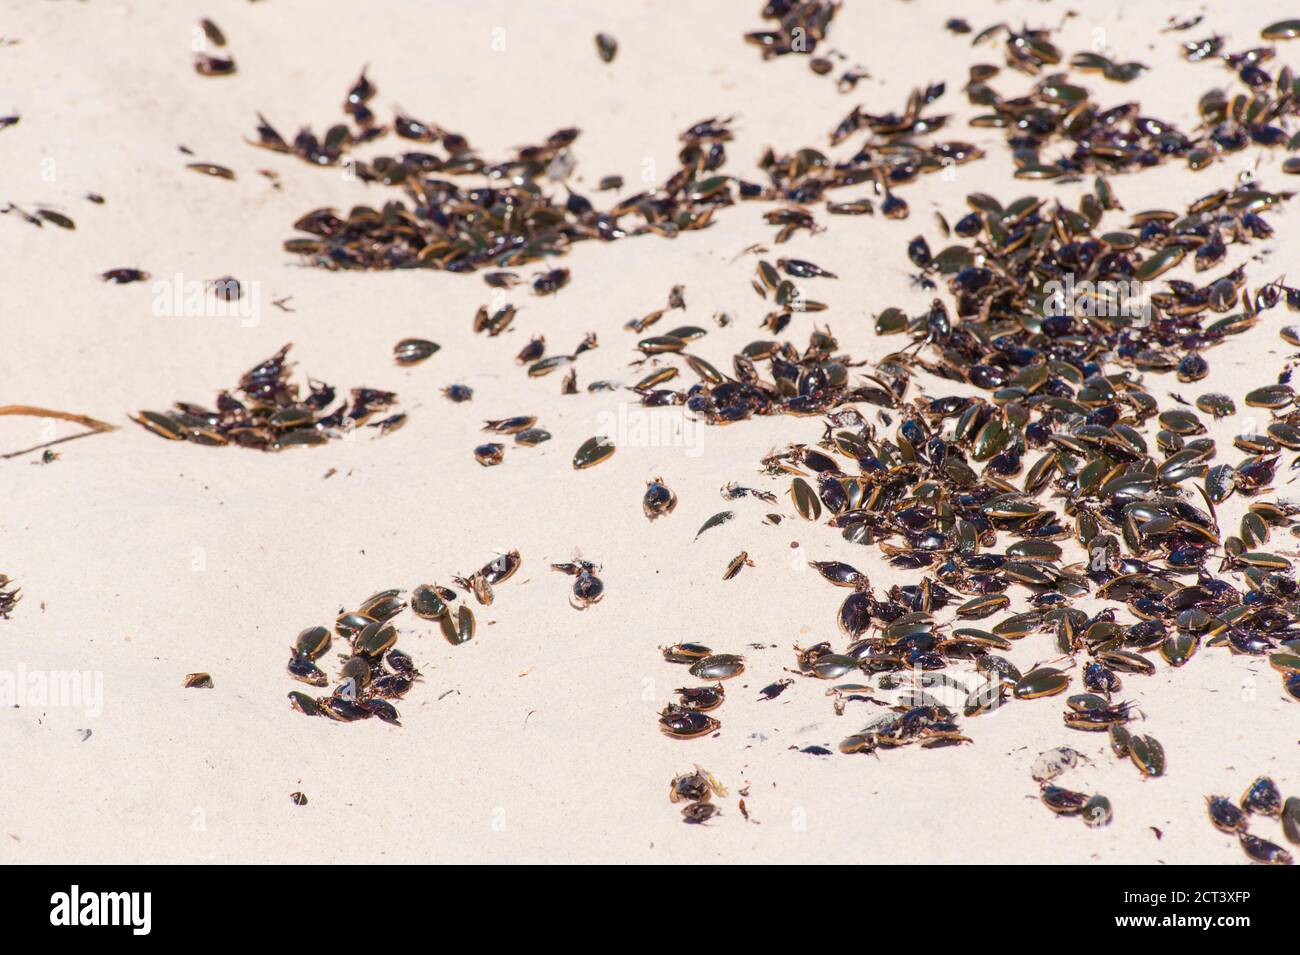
[2,0,1299,864]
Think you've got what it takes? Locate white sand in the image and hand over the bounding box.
[1,0,1297,863]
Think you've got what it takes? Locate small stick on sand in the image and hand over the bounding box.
[0,405,119,459]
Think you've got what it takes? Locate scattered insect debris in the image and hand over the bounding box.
[3,204,75,229]
[595,33,618,64]
[453,550,522,607]
[965,19,1300,177]
[551,559,604,610]
[265,46,972,277]
[744,1,868,90]
[443,384,473,403]
[0,575,20,619]
[268,69,747,273]
[1030,746,1111,828]
[132,344,402,451]
[394,337,440,366]
[759,678,794,701]
[669,765,725,824]
[474,442,505,466]
[643,476,677,520]
[744,2,838,62]
[193,17,236,76]
[14,3,1300,862]
[659,645,745,740]
[383,575,489,647]
[440,604,476,645]
[659,703,720,740]
[591,12,1300,862]
[1206,776,1296,864]
[187,162,235,181]
[101,268,150,284]
[723,551,754,580]
[1030,745,1086,783]
[287,589,431,725]
[695,510,735,539]
[573,435,615,469]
